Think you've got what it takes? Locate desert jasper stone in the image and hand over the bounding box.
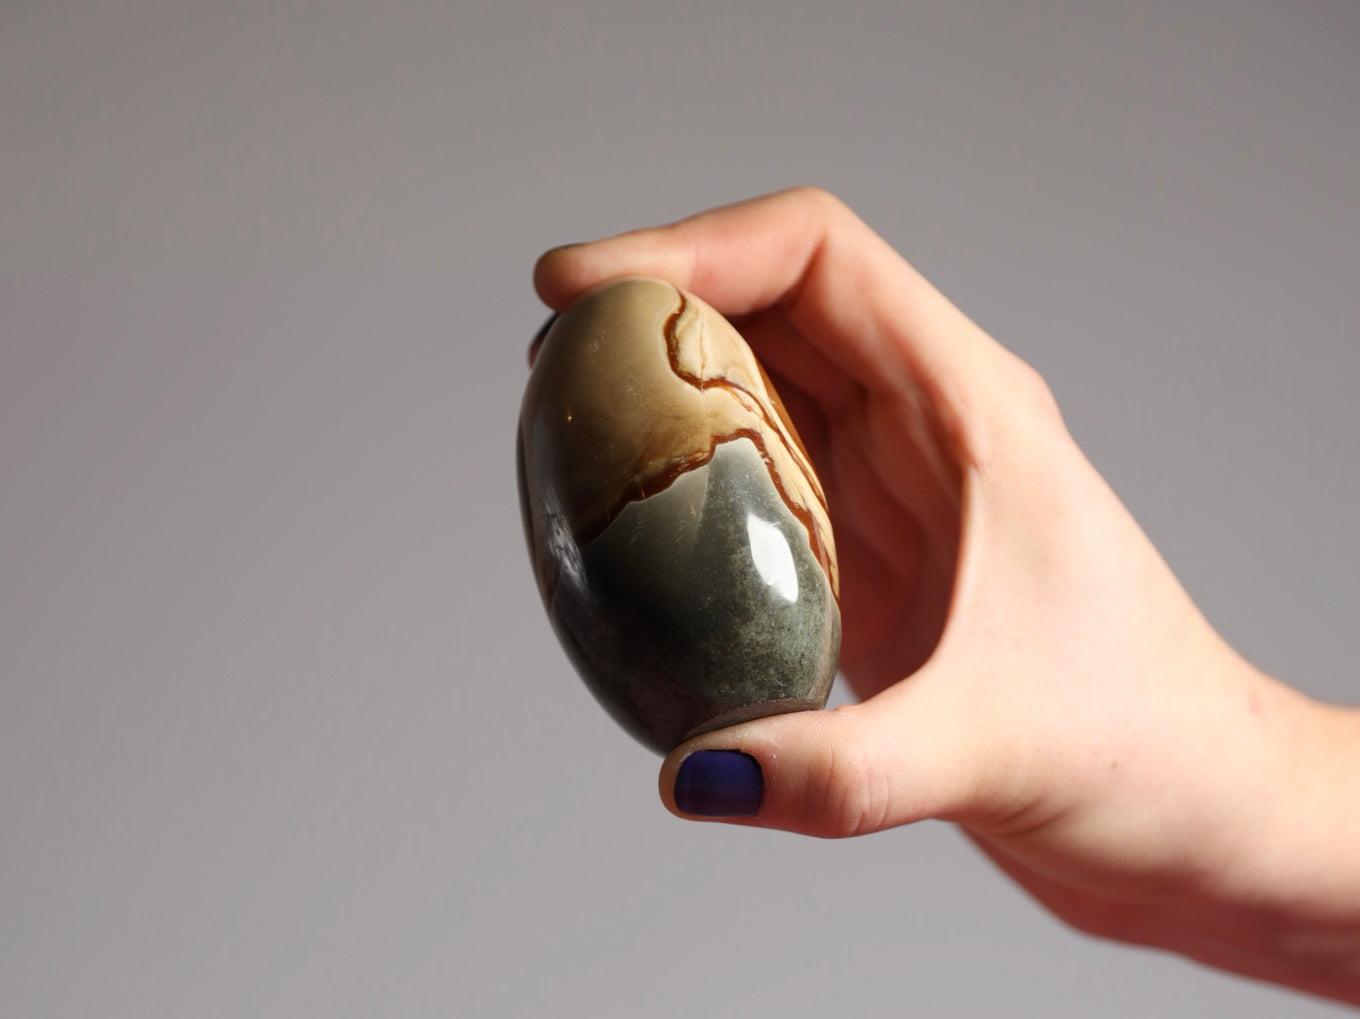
[517,277,840,753]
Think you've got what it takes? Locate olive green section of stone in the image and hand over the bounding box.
[546,438,840,753]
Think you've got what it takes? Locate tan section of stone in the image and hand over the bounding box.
[521,277,839,598]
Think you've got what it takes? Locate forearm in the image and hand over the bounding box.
[1105,669,1360,1004]
[982,655,1360,1005]
[1204,685,1360,1003]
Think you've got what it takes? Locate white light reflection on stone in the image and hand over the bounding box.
[745,513,798,603]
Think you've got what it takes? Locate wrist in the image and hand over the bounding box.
[1190,671,1360,1002]
[1259,694,1360,935]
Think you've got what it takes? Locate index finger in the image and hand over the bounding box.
[532,187,1004,415]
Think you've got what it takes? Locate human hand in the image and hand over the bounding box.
[532,188,1360,1003]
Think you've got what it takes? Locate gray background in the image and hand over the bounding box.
[3,2,1357,1016]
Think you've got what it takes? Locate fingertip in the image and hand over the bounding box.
[532,243,588,309]
[658,697,955,839]
[535,228,690,307]
[658,710,853,833]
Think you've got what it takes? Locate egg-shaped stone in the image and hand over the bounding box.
[517,277,840,754]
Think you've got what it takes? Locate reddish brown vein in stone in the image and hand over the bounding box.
[662,295,830,514]
[581,423,837,602]
[658,294,838,596]
[566,289,839,600]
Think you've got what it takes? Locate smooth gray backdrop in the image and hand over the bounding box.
[4,2,1358,1016]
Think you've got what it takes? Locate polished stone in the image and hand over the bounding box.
[517,277,840,753]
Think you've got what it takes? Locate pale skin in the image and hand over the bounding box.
[533,187,1360,1005]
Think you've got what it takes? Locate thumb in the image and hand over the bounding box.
[658,682,982,838]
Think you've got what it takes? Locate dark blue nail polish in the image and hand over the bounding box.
[674,750,763,817]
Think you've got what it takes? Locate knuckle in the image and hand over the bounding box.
[1012,356,1064,426]
[788,184,848,220]
[976,353,1071,469]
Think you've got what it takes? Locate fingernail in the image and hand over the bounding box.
[527,313,558,367]
[674,750,764,817]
